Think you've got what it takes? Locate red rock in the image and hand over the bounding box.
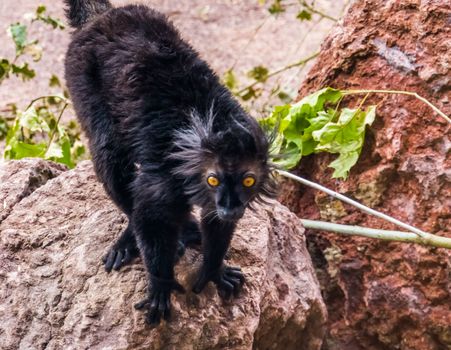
[280,0,451,349]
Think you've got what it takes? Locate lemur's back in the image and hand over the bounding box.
[65,4,228,163]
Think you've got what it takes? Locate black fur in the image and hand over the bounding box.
[63,0,112,28]
[64,0,275,325]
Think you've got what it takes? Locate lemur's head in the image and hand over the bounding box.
[171,109,276,222]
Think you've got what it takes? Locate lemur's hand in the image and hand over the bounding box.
[135,275,185,326]
[193,265,245,299]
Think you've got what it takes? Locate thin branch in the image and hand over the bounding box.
[237,52,319,95]
[25,95,69,111]
[301,219,451,249]
[46,102,68,152]
[276,170,430,240]
[230,17,268,70]
[300,1,338,22]
[343,89,451,124]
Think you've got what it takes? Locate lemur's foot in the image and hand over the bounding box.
[192,265,245,299]
[134,275,185,326]
[103,228,139,272]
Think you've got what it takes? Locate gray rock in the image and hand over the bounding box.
[0,159,326,350]
[0,159,67,223]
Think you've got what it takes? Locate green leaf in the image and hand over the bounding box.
[61,135,74,167]
[277,90,293,104]
[248,65,269,83]
[8,23,28,53]
[45,141,63,159]
[268,0,285,14]
[36,5,46,15]
[11,63,36,81]
[260,104,290,129]
[262,87,376,177]
[297,10,312,21]
[34,5,65,30]
[223,69,238,90]
[290,87,342,116]
[240,86,261,101]
[329,151,360,179]
[0,58,12,82]
[5,140,46,159]
[18,107,51,133]
[71,140,86,159]
[36,15,65,30]
[47,134,73,168]
[0,116,10,139]
[275,142,303,169]
[49,74,61,87]
[312,106,376,178]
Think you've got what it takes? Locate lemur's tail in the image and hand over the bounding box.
[63,0,112,28]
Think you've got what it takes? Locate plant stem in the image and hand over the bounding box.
[300,219,451,249]
[276,170,430,240]
[237,52,319,95]
[46,102,68,152]
[300,1,338,22]
[25,95,68,111]
[343,89,451,124]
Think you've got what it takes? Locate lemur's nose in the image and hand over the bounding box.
[217,207,244,221]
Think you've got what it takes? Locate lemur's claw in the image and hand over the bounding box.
[103,245,139,272]
[193,265,245,298]
[135,276,185,325]
[135,291,171,325]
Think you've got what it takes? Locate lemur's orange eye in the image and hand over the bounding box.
[243,176,256,187]
[207,175,220,187]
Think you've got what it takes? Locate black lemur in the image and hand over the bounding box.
[64,0,275,325]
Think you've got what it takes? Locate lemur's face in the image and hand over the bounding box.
[204,160,264,221]
[170,111,276,217]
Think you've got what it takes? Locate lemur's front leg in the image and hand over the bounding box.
[192,207,245,299]
[131,177,188,325]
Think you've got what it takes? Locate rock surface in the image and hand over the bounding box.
[280,1,451,349]
[0,159,66,223]
[0,159,326,350]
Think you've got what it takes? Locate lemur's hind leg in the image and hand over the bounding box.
[103,221,139,272]
[95,154,138,272]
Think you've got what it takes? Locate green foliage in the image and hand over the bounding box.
[247,65,269,83]
[11,62,36,80]
[223,69,238,90]
[3,96,86,168]
[261,88,376,179]
[264,0,336,22]
[34,5,65,29]
[268,0,285,14]
[8,23,28,53]
[219,1,340,115]
[1,5,64,83]
[1,6,86,168]
[297,10,312,21]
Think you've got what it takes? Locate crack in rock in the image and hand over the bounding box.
[0,159,67,224]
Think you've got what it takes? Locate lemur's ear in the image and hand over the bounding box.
[169,110,214,177]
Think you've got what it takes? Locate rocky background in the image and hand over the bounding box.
[0,160,326,350]
[280,0,450,349]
